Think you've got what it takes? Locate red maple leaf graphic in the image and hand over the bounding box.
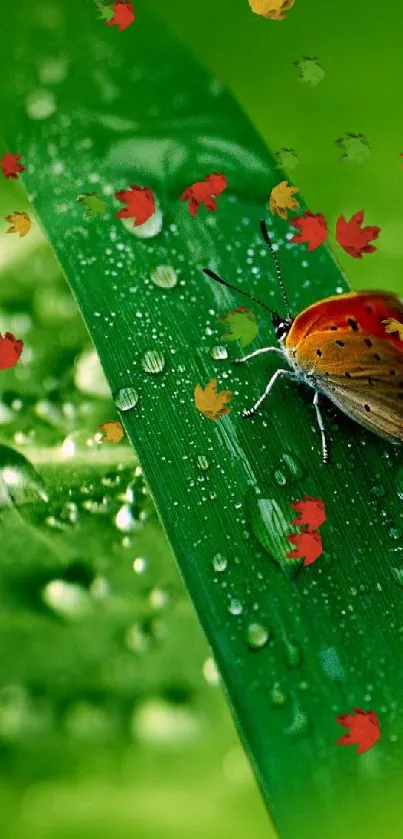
[181,172,227,216]
[0,332,24,370]
[105,0,135,31]
[290,211,328,251]
[1,152,25,180]
[115,185,155,227]
[286,531,323,566]
[336,210,380,259]
[335,708,380,755]
[290,495,326,532]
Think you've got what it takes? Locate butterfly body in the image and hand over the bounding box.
[281,291,403,445]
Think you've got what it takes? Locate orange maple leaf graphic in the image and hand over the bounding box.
[248,0,295,20]
[5,211,31,238]
[335,210,380,259]
[269,181,299,219]
[290,496,326,532]
[0,332,24,370]
[181,173,227,217]
[335,708,380,755]
[194,379,232,420]
[99,420,125,444]
[382,318,403,340]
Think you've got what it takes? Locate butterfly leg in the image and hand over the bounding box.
[232,346,284,365]
[313,391,329,465]
[242,369,294,418]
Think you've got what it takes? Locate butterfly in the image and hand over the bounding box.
[203,221,403,464]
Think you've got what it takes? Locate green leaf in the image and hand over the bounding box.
[2,3,403,838]
[220,307,259,348]
[77,191,107,217]
[293,56,325,87]
[335,132,372,166]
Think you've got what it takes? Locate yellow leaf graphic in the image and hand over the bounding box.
[382,318,403,340]
[99,420,125,444]
[5,211,31,238]
[248,0,295,20]
[194,379,232,420]
[269,181,299,219]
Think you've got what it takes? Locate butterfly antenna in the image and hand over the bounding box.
[260,220,292,319]
[202,268,278,319]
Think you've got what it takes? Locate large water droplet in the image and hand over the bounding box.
[247,622,269,649]
[26,89,56,120]
[196,455,210,471]
[114,386,139,412]
[120,206,162,239]
[42,580,91,619]
[141,350,165,374]
[151,265,178,289]
[210,345,228,361]
[213,554,227,572]
[245,486,302,577]
[229,598,243,615]
[0,445,48,509]
[273,452,305,486]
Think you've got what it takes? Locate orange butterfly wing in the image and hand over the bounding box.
[286,291,403,442]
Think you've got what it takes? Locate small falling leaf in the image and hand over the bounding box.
[286,531,323,566]
[290,495,326,532]
[335,132,371,166]
[181,173,227,217]
[336,210,381,259]
[269,181,299,219]
[5,211,31,238]
[94,0,115,20]
[104,0,135,30]
[1,151,25,180]
[194,379,232,421]
[293,56,325,87]
[399,153,403,168]
[0,332,24,370]
[335,708,380,755]
[382,318,403,341]
[275,147,300,171]
[115,184,155,227]
[248,0,295,20]
[99,420,125,444]
[77,192,107,217]
[290,212,328,251]
[220,307,258,349]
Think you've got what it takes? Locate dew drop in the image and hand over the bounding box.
[131,699,200,745]
[141,350,165,374]
[150,265,178,290]
[285,707,309,738]
[210,345,228,361]
[120,206,163,239]
[75,350,110,398]
[42,580,91,619]
[247,622,269,649]
[114,386,139,412]
[269,683,287,707]
[149,588,169,609]
[115,503,138,532]
[196,455,210,471]
[284,640,302,668]
[244,486,302,577]
[391,567,403,587]
[203,657,220,685]
[229,598,243,615]
[213,554,227,572]
[26,89,56,120]
[133,557,147,573]
[396,467,403,501]
[273,452,305,486]
[0,445,48,509]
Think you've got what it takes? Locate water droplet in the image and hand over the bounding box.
[26,89,56,120]
[114,387,139,412]
[141,350,165,374]
[370,484,386,498]
[284,640,302,668]
[210,345,228,361]
[131,699,200,745]
[391,567,403,587]
[203,657,220,685]
[42,580,91,619]
[120,206,162,239]
[196,455,210,471]
[125,623,152,653]
[285,706,309,738]
[396,467,403,501]
[245,486,302,577]
[273,452,305,486]
[115,504,138,532]
[60,430,100,457]
[0,444,48,509]
[247,623,269,649]
[229,598,243,615]
[151,265,178,290]
[149,588,169,609]
[213,554,227,572]
[133,556,147,573]
[269,683,287,707]
[319,646,345,681]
